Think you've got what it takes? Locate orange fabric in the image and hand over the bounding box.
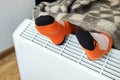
[64,21,77,36]
[35,20,77,45]
[83,32,113,61]
[35,21,65,44]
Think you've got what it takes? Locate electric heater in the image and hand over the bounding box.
[13,19,120,80]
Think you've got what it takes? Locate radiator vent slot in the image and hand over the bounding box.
[20,20,120,80]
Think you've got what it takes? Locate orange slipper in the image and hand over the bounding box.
[35,15,77,45]
[75,27,113,61]
[36,21,65,44]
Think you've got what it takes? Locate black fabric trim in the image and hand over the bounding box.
[75,27,95,50]
[35,15,55,26]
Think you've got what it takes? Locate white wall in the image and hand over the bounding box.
[0,0,35,52]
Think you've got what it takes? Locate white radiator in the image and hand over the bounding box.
[13,19,120,80]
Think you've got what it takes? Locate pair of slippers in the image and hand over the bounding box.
[35,15,113,61]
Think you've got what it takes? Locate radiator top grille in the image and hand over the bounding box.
[20,20,120,80]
